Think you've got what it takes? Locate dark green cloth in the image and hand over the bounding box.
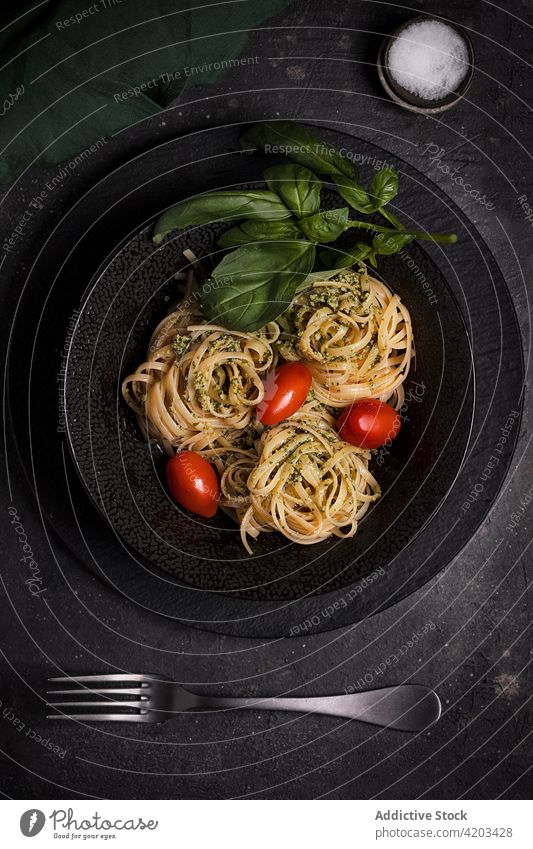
[0,0,288,182]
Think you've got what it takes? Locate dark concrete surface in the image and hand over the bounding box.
[0,0,531,799]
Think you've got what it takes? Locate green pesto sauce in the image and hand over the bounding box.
[173,333,191,360]
[206,334,238,353]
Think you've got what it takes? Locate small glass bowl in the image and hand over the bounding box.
[377,15,475,114]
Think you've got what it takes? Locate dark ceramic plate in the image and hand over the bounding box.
[63,209,473,601]
[8,122,523,637]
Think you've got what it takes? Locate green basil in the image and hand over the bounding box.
[333,167,399,215]
[153,190,291,245]
[320,230,413,271]
[319,242,372,270]
[264,163,321,218]
[298,207,349,243]
[380,207,404,230]
[218,218,302,248]
[365,232,415,267]
[371,231,415,256]
[241,121,356,178]
[151,120,457,331]
[200,241,316,331]
[333,174,374,214]
[371,168,398,208]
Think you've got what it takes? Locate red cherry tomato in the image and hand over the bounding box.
[166,451,220,518]
[337,399,401,449]
[256,362,312,426]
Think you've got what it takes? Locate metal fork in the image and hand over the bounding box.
[46,674,441,732]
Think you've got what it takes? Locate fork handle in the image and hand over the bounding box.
[193,685,440,732]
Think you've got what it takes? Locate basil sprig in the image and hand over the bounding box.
[319,243,373,271]
[200,240,316,331]
[366,233,417,268]
[299,207,349,243]
[153,190,291,245]
[218,218,302,249]
[333,168,399,215]
[264,163,321,218]
[153,121,458,330]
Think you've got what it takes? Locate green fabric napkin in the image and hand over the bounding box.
[0,0,288,183]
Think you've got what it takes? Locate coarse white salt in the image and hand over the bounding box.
[388,20,469,102]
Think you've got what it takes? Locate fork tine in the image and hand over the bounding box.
[47,688,149,696]
[47,701,148,709]
[48,674,149,684]
[46,713,154,722]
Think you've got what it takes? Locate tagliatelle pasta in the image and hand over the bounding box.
[236,398,380,552]
[122,264,413,552]
[277,266,413,408]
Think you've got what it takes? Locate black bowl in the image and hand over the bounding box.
[63,217,473,601]
[9,122,521,637]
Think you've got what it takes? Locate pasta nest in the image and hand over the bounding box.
[220,399,380,553]
[122,314,279,453]
[277,269,413,408]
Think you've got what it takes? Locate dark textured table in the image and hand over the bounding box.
[0,0,531,799]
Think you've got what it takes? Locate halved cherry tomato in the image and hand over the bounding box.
[166,451,219,518]
[256,362,312,426]
[337,399,401,449]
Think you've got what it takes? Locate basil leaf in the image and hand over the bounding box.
[200,241,316,331]
[319,243,372,270]
[371,168,399,208]
[334,168,399,215]
[333,174,375,214]
[264,163,321,218]
[372,232,415,255]
[153,191,291,245]
[218,218,302,248]
[298,207,349,243]
[0,0,291,184]
[241,121,356,178]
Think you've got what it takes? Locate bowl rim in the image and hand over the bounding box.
[15,119,523,636]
